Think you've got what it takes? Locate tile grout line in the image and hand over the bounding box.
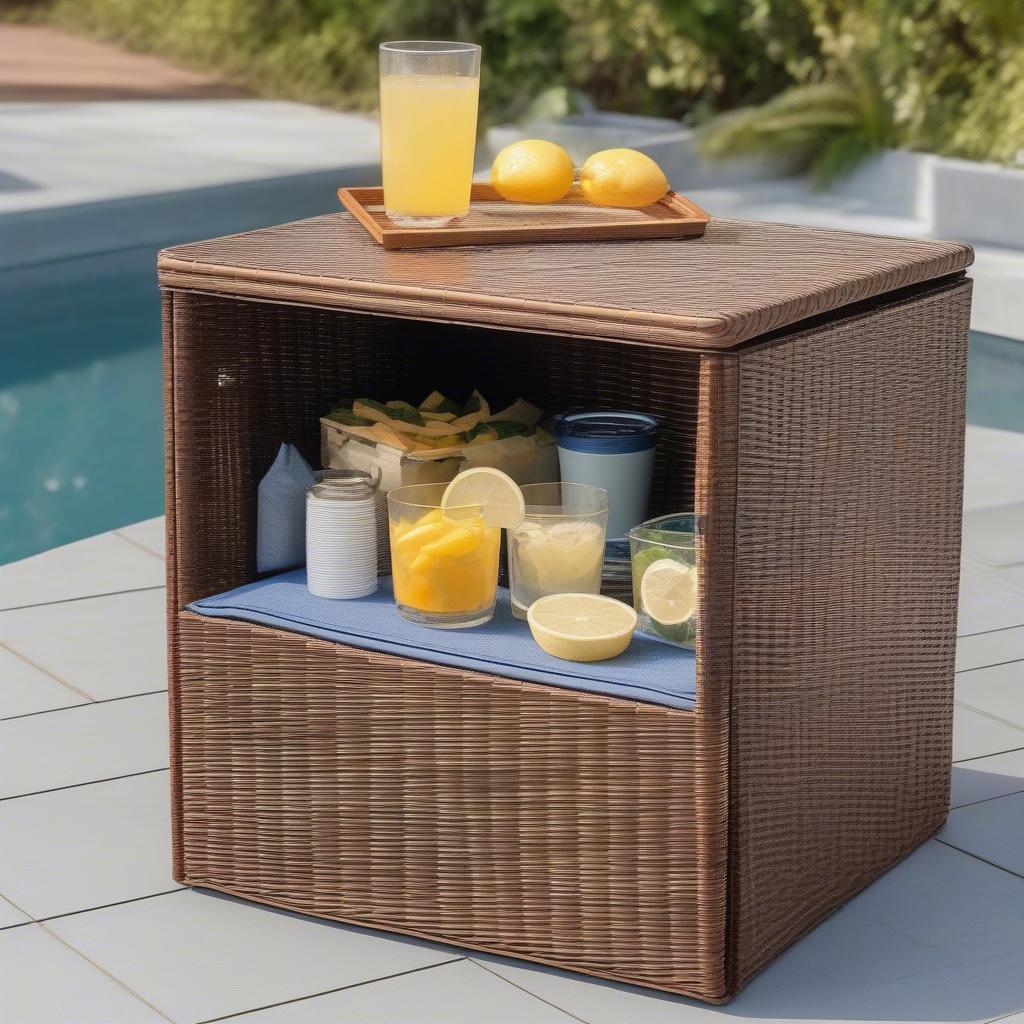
[959,621,1024,639]
[112,528,167,563]
[954,698,1024,733]
[0,919,32,931]
[957,656,1024,675]
[37,887,187,925]
[950,784,1024,811]
[0,890,36,930]
[470,957,594,1024]
[985,1009,1024,1024]
[934,838,1024,883]
[196,957,468,1023]
[953,743,1024,765]
[0,584,165,615]
[0,697,91,722]
[0,688,167,723]
[38,919,178,1023]
[0,766,169,803]
[0,640,97,702]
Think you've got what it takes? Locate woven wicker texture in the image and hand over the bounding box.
[158,215,972,350]
[177,613,728,999]
[164,292,700,608]
[724,277,971,988]
[162,216,971,1002]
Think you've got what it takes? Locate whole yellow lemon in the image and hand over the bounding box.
[579,148,669,208]
[491,140,575,204]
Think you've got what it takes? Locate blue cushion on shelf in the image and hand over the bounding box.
[188,569,696,711]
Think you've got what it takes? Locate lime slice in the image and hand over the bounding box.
[527,593,636,663]
[639,558,698,626]
[442,467,525,529]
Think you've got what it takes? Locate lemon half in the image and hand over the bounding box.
[528,593,637,662]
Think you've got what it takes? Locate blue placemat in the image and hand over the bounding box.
[188,569,696,711]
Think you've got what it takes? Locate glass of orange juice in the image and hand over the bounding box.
[379,41,481,228]
[388,483,500,628]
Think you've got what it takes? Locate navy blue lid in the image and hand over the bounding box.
[551,410,660,455]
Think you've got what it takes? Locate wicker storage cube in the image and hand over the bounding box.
[160,216,972,1003]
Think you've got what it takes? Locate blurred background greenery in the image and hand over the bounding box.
[12,0,1024,183]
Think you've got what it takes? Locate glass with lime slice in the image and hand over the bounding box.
[628,514,700,648]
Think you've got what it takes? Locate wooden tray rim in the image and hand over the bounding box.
[338,182,710,249]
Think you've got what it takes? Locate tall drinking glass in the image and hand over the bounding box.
[508,483,609,619]
[379,41,481,228]
[388,483,500,628]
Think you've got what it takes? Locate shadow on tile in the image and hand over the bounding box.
[941,790,1024,878]
[951,751,1024,808]
[474,843,1024,1023]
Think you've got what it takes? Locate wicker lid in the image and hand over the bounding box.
[158,213,972,350]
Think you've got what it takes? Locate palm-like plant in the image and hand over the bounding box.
[697,58,895,187]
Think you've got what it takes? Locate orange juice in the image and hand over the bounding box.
[380,74,479,222]
[389,508,499,617]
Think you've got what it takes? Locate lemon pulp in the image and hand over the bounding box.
[390,509,499,615]
[442,467,525,529]
[528,593,637,662]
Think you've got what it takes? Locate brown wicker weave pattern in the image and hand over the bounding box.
[158,216,971,349]
[725,277,971,987]
[177,613,726,997]
[165,293,700,607]
[162,216,971,1003]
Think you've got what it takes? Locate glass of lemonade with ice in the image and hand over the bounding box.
[508,483,609,619]
[379,41,481,227]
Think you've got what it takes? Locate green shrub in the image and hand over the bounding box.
[701,0,1024,177]
[24,0,1024,169]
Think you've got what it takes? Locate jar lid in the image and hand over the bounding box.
[308,469,377,501]
[551,410,659,454]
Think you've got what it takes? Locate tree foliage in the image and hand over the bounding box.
[41,0,1024,173]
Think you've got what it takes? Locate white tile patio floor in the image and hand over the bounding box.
[1,424,1022,1023]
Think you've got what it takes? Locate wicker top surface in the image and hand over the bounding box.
[158,214,972,349]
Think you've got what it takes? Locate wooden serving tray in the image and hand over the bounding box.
[338,183,710,249]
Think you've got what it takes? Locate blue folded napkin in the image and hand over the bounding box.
[256,443,316,573]
[188,570,696,711]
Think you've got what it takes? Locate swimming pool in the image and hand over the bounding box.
[2,256,1023,566]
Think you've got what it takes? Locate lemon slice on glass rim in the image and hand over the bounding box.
[442,467,525,528]
[527,593,637,663]
[639,558,698,626]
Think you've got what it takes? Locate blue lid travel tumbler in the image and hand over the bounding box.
[551,411,659,539]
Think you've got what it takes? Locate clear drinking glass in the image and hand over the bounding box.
[379,41,481,228]
[387,482,500,628]
[628,514,700,649]
[508,483,609,619]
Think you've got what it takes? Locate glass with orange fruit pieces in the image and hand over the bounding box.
[387,482,500,628]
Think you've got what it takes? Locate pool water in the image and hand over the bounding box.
[1,247,162,565]
[2,259,1023,566]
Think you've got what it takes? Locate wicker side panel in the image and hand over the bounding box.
[727,278,971,987]
[163,292,184,878]
[176,612,723,999]
[689,353,740,996]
